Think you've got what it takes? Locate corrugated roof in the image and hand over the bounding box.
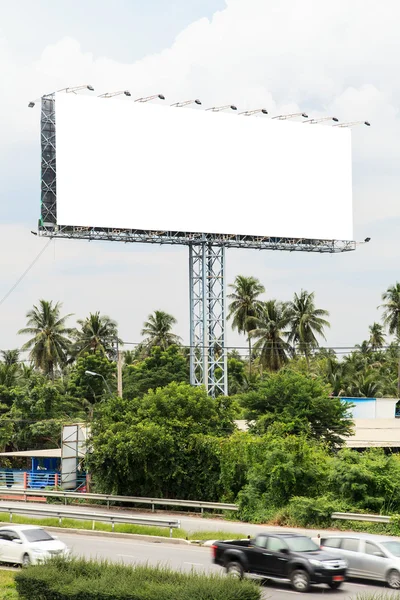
[0,449,61,458]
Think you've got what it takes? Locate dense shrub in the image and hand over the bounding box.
[15,557,261,600]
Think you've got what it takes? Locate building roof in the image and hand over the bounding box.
[0,449,61,458]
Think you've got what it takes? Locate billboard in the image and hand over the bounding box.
[51,93,353,241]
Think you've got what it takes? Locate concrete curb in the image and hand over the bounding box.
[43,526,191,545]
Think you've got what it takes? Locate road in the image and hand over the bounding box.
[54,530,388,600]
[0,499,347,538]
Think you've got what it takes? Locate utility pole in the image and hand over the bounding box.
[115,337,123,398]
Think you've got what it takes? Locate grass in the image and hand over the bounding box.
[0,570,18,600]
[0,513,244,542]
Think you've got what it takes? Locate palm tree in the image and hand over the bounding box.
[381,283,400,336]
[73,312,120,359]
[287,290,330,368]
[380,283,400,396]
[227,276,265,375]
[18,300,73,377]
[1,349,20,366]
[250,300,291,371]
[141,310,181,351]
[368,323,385,351]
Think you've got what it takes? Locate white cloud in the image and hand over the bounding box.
[1,0,400,352]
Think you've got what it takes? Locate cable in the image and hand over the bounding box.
[0,238,53,307]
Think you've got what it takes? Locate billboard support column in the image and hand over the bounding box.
[189,243,227,397]
[40,94,57,229]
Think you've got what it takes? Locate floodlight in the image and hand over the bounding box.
[303,116,339,124]
[272,112,308,120]
[134,94,165,102]
[171,99,202,107]
[28,84,94,107]
[205,105,237,112]
[59,85,95,94]
[98,90,131,98]
[333,121,371,128]
[239,108,268,116]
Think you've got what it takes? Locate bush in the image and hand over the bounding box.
[284,496,345,527]
[15,557,261,600]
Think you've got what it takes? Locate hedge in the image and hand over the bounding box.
[15,557,261,600]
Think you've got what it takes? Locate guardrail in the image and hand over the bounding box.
[0,504,180,537]
[0,487,238,513]
[332,512,391,523]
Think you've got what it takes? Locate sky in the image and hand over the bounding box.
[1,0,400,356]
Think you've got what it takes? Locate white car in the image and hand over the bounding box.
[0,525,69,566]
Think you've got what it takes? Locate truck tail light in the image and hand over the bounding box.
[211,544,217,559]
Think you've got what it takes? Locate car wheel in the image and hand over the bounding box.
[22,554,31,568]
[290,569,311,592]
[328,581,343,590]
[226,561,244,579]
[387,569,400,589]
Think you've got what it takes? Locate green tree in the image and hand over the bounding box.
[238,370,353,448]
[368,323,385,351]
[123,345,189,399]
[237,433,330,515]
[330,448,400,512]
[18,300,73,377]
[73,312,120,359]
[381,283,400,336]
[89,383,235,498]
[287,290,330,368]
[68,352,116,415]
[250,300,291,371]
[228,276,265,375]
[380,283,400,396]
[140,311,181,352]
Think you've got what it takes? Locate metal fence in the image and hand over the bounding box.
[0,470,86,491]
[0,504,180,537]
[0,487,238,513]
[332,512,391,523]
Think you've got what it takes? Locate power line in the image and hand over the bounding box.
[0,238,53,308]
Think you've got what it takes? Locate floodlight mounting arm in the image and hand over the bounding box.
[171,99,202,107]
[205,105,237,112]
[333,121,371,128]
[134,94,165,102]
[98,91,131,98]
[303,116,339,124]
[28,84,94,107]
[238,108,268,116]
[272,112,308,120]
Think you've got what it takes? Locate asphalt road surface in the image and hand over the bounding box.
[55,531,389,600]
[0,500,346,538]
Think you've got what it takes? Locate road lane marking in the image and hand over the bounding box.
[184,562,206,567]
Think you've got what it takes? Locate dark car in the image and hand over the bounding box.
[212,533,347,592]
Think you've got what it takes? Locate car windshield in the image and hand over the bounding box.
[286,537,319,552]
[23,529,54,543]
[382,542,400,557]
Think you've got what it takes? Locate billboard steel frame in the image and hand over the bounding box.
[39,95,357,397]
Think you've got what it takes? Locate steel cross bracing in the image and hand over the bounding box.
[37,93,356,397]
[189,244,227,397]
[40,95,57,228]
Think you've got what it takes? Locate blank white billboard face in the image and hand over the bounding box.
[55,94,353,240]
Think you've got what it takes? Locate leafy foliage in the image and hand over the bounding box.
[123,345,189,399]
[238,370,353,447]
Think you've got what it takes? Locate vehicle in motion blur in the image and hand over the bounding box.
[212,532,347,592]
[0,525,69,566]
[321,534,400,588]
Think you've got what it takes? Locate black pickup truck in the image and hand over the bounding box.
[212,533,347,592]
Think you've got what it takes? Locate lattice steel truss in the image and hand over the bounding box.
[38,93,357,396]
[40,96,57,227]
[189,244,227,396]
